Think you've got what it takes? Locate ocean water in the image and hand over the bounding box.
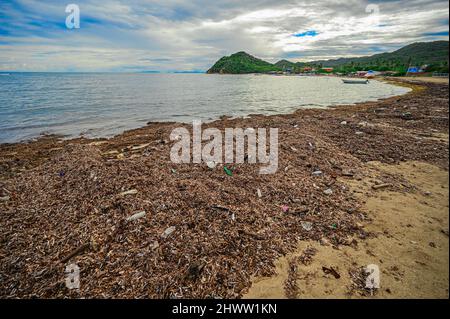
[0,73,410,144]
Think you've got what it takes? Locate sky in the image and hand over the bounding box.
[0,0,448,72]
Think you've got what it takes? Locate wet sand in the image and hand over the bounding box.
[0,78,448,298]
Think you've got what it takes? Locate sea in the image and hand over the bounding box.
[0,73,411,144]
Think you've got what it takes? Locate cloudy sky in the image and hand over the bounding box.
[0,0,448,72]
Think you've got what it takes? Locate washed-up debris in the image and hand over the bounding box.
[301,221,313,231]
[284,256,302,299]
[322,266,341,279]
[0,79,447,299]
[161,226,176,239]
[341,170,354,177]
[126,211,146,222]
[223,166,233,176]
[206,161,217,169]
[355,131,364,135]
[312,170,323,176]
[401,112,413,120]
[372,183,391,190]
[119,189,138,196]
[257,188,262,198]
[130,143,150,151]
[323,188,333,195]
[320,237,330,246]
[186,261,206,281]
[281,205,289,213]
[60,242,91,264]
[298,247,317,266]
[340,121,347,125]
[429,242,436,248]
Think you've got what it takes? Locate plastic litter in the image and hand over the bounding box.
[206,161,217,169]
[257,188,262,198]
[119,189,138,196]
[301,221,313,231]
[126,211,146,222]
[161,226,176,239]
[223,166,233,176]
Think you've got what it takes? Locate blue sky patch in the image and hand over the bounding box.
[423,31,449,37]
[293,30,318,37]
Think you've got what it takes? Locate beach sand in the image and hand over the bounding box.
[0,78,448,298]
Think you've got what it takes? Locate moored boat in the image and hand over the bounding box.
[342,78,369,84]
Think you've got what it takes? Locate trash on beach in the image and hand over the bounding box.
[130,143,150,151]
[206,161,217,169]
[186,261,206,281]
[290,146,298,152]
[161,226,176,239]
[301,221,313,231]
[358,121,369,127]
[355,131,364,135]
[257,188,262,198]
[322,266,341,279]
[59,171,65,177]
[60,242,91,264]
[372,183,391,190]
[323,188,333,195]
[312,170,323,176]
[342,170,354,177]
[223,166,233,176]
[119,189,138,196]
[401,112,413,120]
[281,205,289,213]
[126,211,146,222]
[340,121,347,125]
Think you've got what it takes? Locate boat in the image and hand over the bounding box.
[342,78,369,84]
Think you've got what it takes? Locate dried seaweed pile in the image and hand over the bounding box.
[0,79,448,298]
[0,129,367,298]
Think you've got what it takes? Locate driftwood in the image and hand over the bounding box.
[60,243,91,264]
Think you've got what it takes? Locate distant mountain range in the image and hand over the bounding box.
[207,41,449,74]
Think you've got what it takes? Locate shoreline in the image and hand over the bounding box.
[0,77,448,298]
[0,76,411,147]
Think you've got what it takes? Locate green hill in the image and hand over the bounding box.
[274,59,296,70]
[310,41,449,73]
[206,51,280,74]
[207,41,449,74]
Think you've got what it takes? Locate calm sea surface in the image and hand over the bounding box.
[0,73,410,143]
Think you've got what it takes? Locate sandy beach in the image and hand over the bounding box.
[0,77,448,298]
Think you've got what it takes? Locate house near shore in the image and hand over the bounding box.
[356,70,368,76]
